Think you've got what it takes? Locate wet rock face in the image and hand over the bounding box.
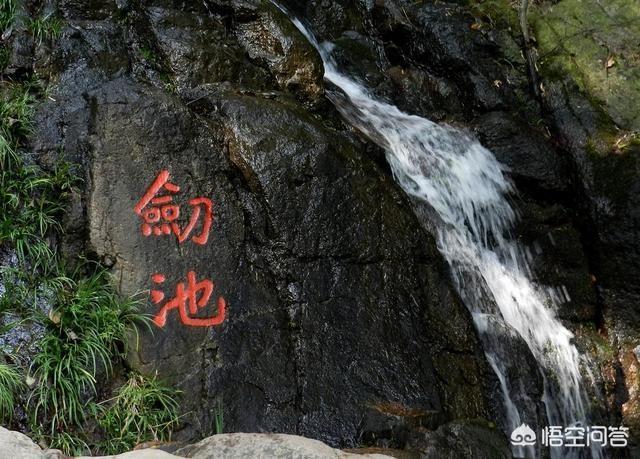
[282,0,640,436]
[146,1,323,99]
[543,78,640,438]
[24,0,638,451]
[405,420,511,459]
[30,0,493,448]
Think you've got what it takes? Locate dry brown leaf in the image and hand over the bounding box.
[49,309,61,324]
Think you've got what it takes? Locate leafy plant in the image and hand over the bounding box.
[139,46,156,62]
[0,83,75,268]
[95,373,180,454]
[0,362,22,422]
[215,399,224,434]
[0,12,179,456]
[32,429,90,456]
[27,13,63,45]
[0,81,36,146]
[28,265,150,437]
[0,45,10,72]
[0,0,17,32]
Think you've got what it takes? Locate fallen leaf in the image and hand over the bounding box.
[606,56,615,69]
[49,309,61,324]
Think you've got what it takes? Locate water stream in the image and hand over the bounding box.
[274,4,602,458]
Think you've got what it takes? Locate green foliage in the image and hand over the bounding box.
[139,46,156,62]
[0,81,36,146]
[28,266,150,437]
[39,430,89,456]
[467,0,519,31]
[95,373,180,454]
[215,399,224,434]
[0,82,75,268]
[0,362,22,421]
[0,14,179,456]
[0,0,17,32]
[0,45,10,72]
[27,13,63,45]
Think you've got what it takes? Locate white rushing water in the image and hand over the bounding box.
[274,4,602,458]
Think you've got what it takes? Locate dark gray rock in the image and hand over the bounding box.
[473,111,567,193]
[27,0,494,450]
[234,2,324,101]
[538,37,640,447]
[405,420,511,459]
[514,199,597,322]
[16,0,637,451]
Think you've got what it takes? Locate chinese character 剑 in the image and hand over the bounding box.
[134,170,213,245]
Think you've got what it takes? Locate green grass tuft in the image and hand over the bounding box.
[0,83,76,267]
[0,0,17,32]
[95,373,180,454]
[0,362,22,422]
[39,431,90,456]
[28,265,151,437]
[27,13,63,45]
[215,399,224,434]
[0,14,179,456]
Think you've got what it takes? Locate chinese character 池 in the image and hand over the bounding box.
[134,170,213,245]
[150,271,226,328]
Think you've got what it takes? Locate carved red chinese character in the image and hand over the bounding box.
[134,170,213,245]
[150,271,226,327]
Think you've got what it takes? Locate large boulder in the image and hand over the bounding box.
[29,0,494,449]
[175,433,393,458]
[285,0,640,425]
[405,421,510,459]
[0,427,46,459]
[0,429,397,458]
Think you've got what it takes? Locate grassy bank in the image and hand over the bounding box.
[0,0,179,454]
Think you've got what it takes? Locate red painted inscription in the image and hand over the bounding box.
[134,170,213,245]
[151,271,226,328]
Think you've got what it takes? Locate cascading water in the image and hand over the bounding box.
[273,3,603,458]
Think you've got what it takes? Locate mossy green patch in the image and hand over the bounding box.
[532,0,640,131]
[466,0,519,31]
[575,323,615,363]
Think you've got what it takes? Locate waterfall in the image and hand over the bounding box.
[273,3,602,458]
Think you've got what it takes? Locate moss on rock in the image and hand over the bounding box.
[532,0,640,131]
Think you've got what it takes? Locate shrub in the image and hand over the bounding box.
[28,266,151,441]
[95,373,180,454]
[0,362,22,422]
